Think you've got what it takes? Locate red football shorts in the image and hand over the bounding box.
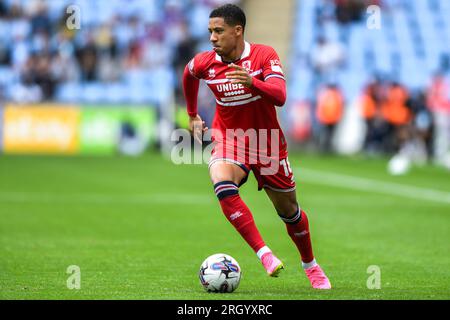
[208,142,296,192]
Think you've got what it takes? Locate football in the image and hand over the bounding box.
[199,253,242,293]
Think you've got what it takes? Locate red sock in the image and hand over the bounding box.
[281,208,315,263]
[214,181,266,253]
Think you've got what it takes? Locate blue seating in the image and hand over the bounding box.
[288,0,450,105]
[1,0,219,108]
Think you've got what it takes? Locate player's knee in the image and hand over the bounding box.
[210,171,246,188]
[210,172,235,185]
[209,163,240,186]
[276,201,300,220]
[213,181,239,200]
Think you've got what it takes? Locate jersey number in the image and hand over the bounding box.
[280,158,292,177]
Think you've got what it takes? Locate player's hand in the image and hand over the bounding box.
[225,63,253,88]
[189,114,208,144]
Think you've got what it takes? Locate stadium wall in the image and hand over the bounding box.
[243,0,295,67]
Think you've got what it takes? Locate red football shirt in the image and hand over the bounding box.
[186,41,288,159]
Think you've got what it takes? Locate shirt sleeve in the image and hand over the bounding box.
[251,76,286,107]
[187,53,205,80]
[183,52,208,117]
[261,47,286,82]
[183,64,200,118]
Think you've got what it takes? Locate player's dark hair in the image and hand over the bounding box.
[209,4,246,31]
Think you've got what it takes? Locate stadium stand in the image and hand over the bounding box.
[0,0,448,162]
[287,0,450,161]
[289,0,450,102]
[0,0,240,107]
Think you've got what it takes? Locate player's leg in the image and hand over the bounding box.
[264,188,314,265]
[209,160,283,276]
[264,187,331,289]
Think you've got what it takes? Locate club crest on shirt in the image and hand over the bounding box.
[242,60,252,72]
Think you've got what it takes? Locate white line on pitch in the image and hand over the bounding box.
[295,167,450,205]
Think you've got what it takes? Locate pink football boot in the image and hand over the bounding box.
[261,252,284,277]
[304,264,331,289]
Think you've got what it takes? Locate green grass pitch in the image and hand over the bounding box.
[0,152,449,299]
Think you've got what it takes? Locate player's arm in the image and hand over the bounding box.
[250,76,286,107]
[226,64,286,106]
[182,64,208,144]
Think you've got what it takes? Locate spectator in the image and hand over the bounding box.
[21,53,57,100]
[316,84,345,152]
[172,22,197,103]
[0,0,238,110]
[310,35,345,90]
[0,0,7,17]
[30,1,52,35]
[380,82,411,152]
[359,76,390,154]
[408,90,434,161]
[427,73,450,165]
[75,36,98,81]
[334,0,366,25]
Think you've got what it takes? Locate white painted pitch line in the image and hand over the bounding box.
[295,167,450,205]
[0,192,214,205]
